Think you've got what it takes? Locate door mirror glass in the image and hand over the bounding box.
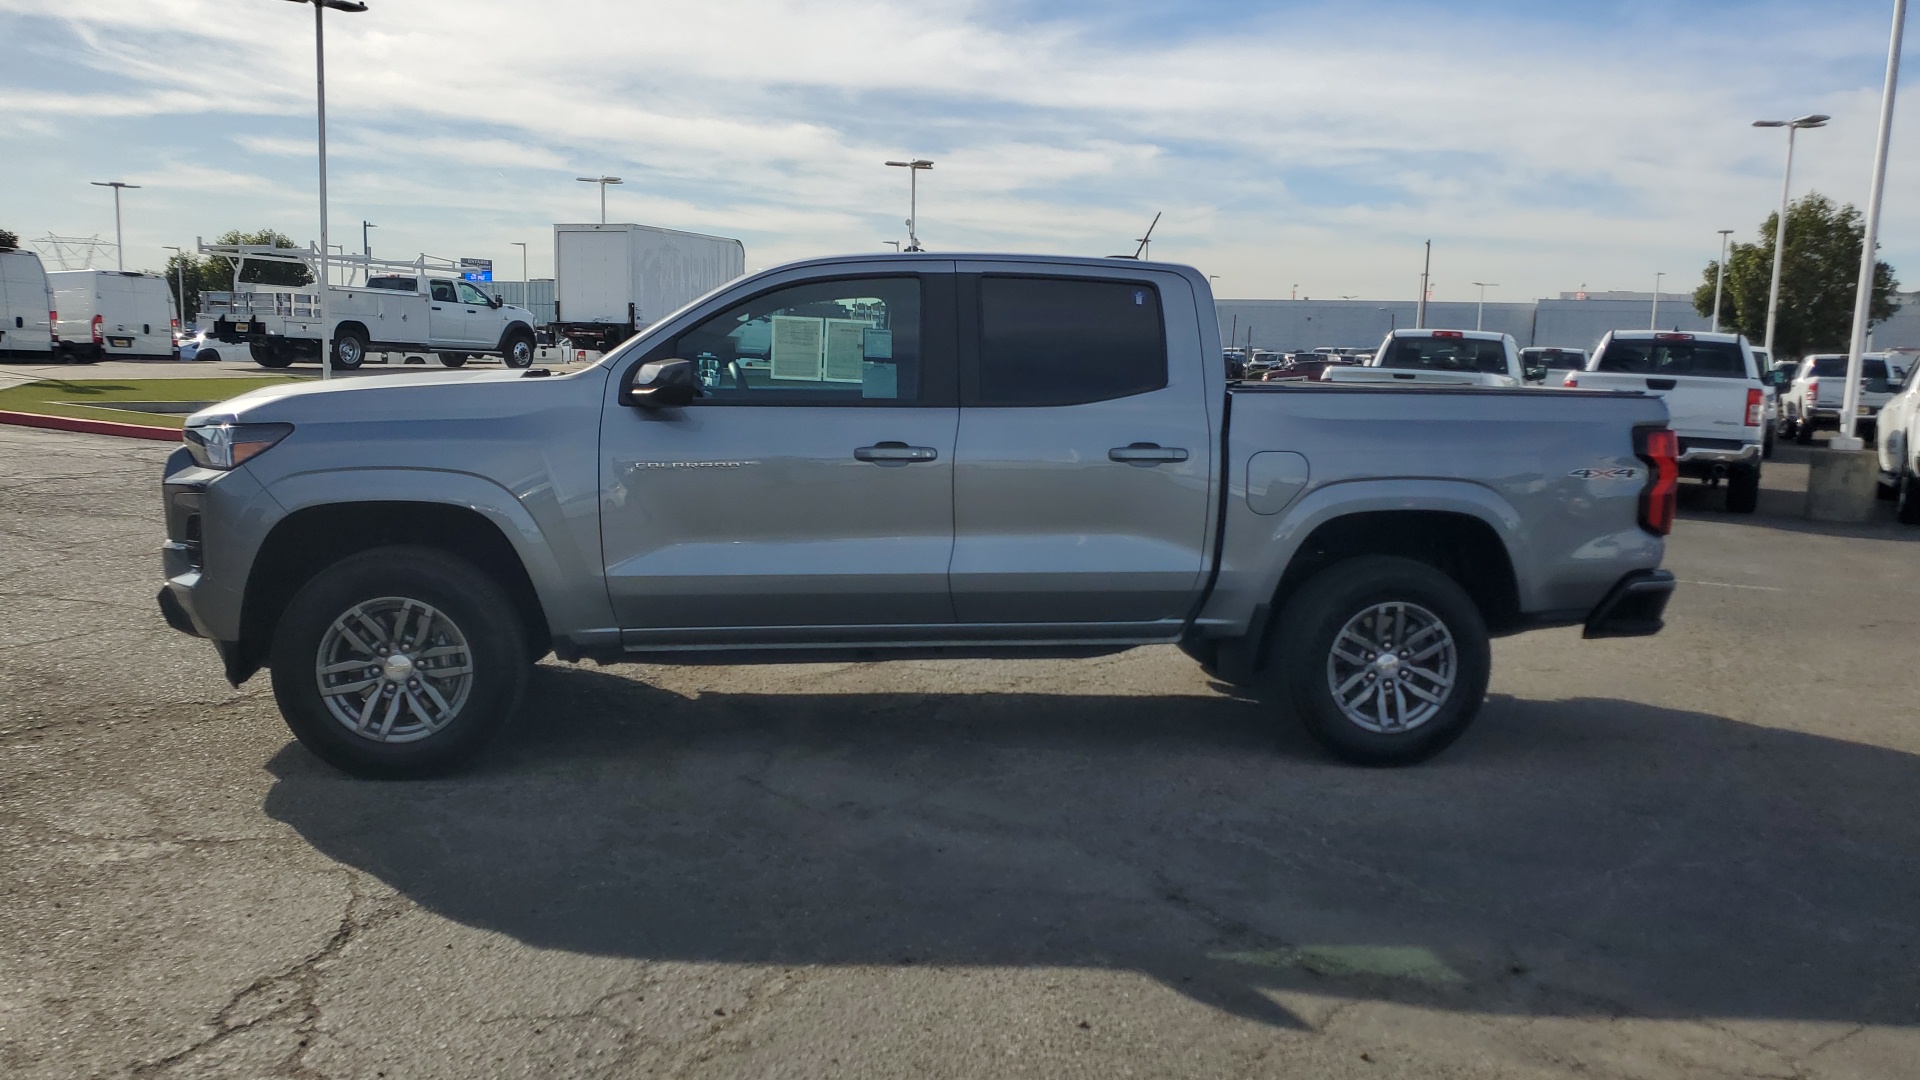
[491,294,504,308]
[621,357,701,409]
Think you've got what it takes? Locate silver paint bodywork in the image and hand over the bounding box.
[161,253,1668,668]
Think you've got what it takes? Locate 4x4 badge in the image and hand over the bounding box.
[1568,467,1640,480]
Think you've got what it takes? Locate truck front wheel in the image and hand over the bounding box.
[268,546,530,778]
[1265,556,1490,766]
[502,330,536,369]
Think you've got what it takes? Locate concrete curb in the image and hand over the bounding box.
[0,410,180,442]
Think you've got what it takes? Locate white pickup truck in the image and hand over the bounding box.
[1780,353,1901,445]
[1565,331,1767,512]
[1322,329,1522,387]
[197,246,540,371]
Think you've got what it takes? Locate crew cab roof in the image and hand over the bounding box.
[1385,328,1511,341]
[1603,330,1745,344]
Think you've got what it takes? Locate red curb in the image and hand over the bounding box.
[0,409,182,442]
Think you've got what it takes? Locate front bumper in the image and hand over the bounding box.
[1583,569,1676,639]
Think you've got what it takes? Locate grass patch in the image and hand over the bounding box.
[0,378,300,429]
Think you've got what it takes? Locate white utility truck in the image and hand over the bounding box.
[552,223,745,352]
[196,243,539,370]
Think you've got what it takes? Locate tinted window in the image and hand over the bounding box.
[429,280,457,302]
[366,276,416,292]
[1808,356,1890,381]
[1596,339,1748,378]
[673,276,922,404]
[1380,335,1509,374]
[971,276,1166,406]
[1523,348,1585,370]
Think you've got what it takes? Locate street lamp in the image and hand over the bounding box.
[1835,0,1907,453]
[272,0,368,382]
[90,181,140,270]
[511,240,528,286]
[1752,113,1829,358]
[884,159,933,251]
[1711,229,1734,333]
[1471,282,1497,331]
[1651,272,1665,330]
[361,220,376,257]
[576,176,623,224]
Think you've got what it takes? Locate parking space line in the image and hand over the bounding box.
[1680,579,1786,592]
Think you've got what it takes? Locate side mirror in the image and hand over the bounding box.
[621,357,700,409]
[1524,366,1547,383]
[490,294,504,308]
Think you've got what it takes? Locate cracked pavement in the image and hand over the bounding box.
[1,425,1917,1078]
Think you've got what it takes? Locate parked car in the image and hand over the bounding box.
[1324,329,1523,387]
[176,327,230,363]
[1780,353,1899,444]
[1565,330,1767,512]
[158,252,1676,778]
[1876,361,1920,523]
[0,248,59,361]
[1521,347,1587,385]
[48,269,177,361]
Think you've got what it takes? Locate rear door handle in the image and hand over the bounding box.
[1109,442,1190,466]
[855,441,939,466]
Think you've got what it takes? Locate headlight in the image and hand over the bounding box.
[183,421,293,470]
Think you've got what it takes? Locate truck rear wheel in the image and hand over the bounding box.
[269,546,530,778]
[252,341,293,368]
[330,327,368,370]
[502,330,536,369]
[1898,466,1920,525]
[1265,556,1490,766]
[438,353,468,368]
[1796,419,1816,445]
[1725,464,1760,513]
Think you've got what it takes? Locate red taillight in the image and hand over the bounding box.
[1806,379,1819,402]
[1433,330,1464,338]
[49,311,57,341]
[1563,372,1579,387]
[1636,427,1678,536]
[90,314,104,343]
[1745,387,1763,426]
[171,317,179,331]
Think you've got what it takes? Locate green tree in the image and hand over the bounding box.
[0,228,17,252]
[1694,192,1900,358]
[168,228,316,323]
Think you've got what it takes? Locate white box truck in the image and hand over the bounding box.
[48,269,178,362]
[552,223,745,351]
[1,248,58,361]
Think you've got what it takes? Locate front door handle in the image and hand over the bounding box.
[1109,442,1190,466]
[431,305,443,310]
[855,441,939,466]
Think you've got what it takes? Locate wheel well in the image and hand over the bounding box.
[335,321,369,341]
[236,502,550,679]
[498,322,534,349]
[1261,510,1521,651]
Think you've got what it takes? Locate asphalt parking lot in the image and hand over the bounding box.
[2,426,1916,1079]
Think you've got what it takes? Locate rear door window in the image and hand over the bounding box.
[1596,339,1749,378]
[1381,335,1509,374]
[967,276,1166,406]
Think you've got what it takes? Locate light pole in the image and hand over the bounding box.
[511,240,528,287]
[1651,272,1664,330]
[90,181,140,270]
[361,220,376,256]
[576,176,623,224]
[1753,113,1830,358]
[1471,281,1497,331]
[272,0,368,381]
[1416,240,1431,329]
[884,159,933,251]
[162,245,185,332]
[1711,229,1734,333]
[1835,0,1907,452]
[884,241,901,251]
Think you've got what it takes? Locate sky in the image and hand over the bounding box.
[1,0,1916,303]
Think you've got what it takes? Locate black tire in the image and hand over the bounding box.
[502,329,536,369]
[438,352,468,368]
[1898,468,1920,526]
[198,348,221,363]
[1264,556,1491,766]
[330,326,368,370]
[1796,419,1816,445]
[1725,464,1761,513]
[269,546,530,778]
[252,341,293,368]
[1762,427,1775,460]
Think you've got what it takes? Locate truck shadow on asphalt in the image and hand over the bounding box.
[264,664,1920,1031]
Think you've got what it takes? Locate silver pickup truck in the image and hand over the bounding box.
[157,253,1678,778]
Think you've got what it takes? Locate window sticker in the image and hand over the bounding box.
[823,318,871,383]
[770,315,824,381]
[863,327,893,359]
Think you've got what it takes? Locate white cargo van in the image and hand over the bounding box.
[0,249,58,361]
[49,269,177,362]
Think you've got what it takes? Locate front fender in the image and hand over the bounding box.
[264,467,616,637]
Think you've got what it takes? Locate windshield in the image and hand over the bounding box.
[1378,335,1509,374]
[1595,338,1748,378]
[1523,348,1585,370]
[1808,357,1890,381]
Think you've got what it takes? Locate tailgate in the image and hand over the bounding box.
[1571,371,1757,441]
[1322,367,1491,387]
